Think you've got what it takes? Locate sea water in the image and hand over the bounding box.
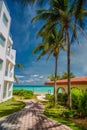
[13,85,54,94]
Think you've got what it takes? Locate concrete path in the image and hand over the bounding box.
[0,100,72,130]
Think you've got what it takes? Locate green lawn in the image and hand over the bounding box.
[0,98,25,118]
[47,115,85,130]
[44,105,86,130]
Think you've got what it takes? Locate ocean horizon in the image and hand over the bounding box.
[13,85,54,94]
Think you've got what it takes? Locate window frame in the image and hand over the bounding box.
[2,13,8,27]
[0,33,6,47]
[0,59,3,70]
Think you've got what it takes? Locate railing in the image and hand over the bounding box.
[6,50,10,56]
[3,91,6,99]
[8,91,11,97]
[5,70,13,78]
[9,33,12,40]
[6,49,16,63]
[5,70,8,76]
[9,72,13,78]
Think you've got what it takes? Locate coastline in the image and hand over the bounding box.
[13,85,54,94]
[34,92,53,95]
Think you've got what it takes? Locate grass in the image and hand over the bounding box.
[0,90,36,118]
[47,115,86,130]
[13,89,34,99]
[0,98,25,118]
[43,103,86,130]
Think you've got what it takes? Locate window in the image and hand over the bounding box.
[0,59,3,70]
[6,44,11,55]
[3,13,8,27]
[0,34,5,47]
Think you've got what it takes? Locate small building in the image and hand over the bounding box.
[45,76,87,93]
[0,0,16,103]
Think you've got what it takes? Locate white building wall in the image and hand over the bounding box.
[0,1,16,103]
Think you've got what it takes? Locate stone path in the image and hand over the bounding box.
[0,100,72,130]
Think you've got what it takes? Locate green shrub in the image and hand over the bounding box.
[63,109,74,118]
[46,94,54,101]
[71,88,82,110]
[45,94,54,108]
[80,91,87,117]
[58,93,68,105]
[71,88,87,117]
[13,89,33,99]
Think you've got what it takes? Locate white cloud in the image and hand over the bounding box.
[16,75,24,78]
[25,79,34,83]
[39,76,44,79]
[31,74,39,78]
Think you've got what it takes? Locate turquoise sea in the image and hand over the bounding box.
[13,85,54,94]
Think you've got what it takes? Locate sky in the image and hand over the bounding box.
[5,0,87,85]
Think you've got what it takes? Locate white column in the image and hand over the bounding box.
[8,63,11,77]
[0,85,1,102]
[10,83,13,97]
[6,82,9,98]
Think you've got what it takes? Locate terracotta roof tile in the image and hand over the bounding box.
[45,76,87,85]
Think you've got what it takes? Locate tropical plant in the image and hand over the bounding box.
[48,74,61,81]
[14,63,24,83]
[61,72,75,80]
[48,72,75,81]
[32,0,87,109]
[33,27,65,105]
[12,0,87,109]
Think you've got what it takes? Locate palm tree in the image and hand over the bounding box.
[32,0,87,108]
[12,0,87,108]
[61,72,75,80]
[33,28,65,105]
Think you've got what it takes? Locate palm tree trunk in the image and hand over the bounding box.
[65,28,72,109]
[54,55,58,106]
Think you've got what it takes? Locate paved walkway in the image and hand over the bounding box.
[0,100,71,130]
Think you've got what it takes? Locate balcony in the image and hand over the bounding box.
[4,70,14,82]
[8,35,13,45]
[6,49,16,65]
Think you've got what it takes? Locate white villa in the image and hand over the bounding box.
[0,0,16,103]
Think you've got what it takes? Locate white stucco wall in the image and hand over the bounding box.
[0,1,16,103]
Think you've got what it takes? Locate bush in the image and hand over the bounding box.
[63,109,74,118]
[80,91,87,117]
[46,94,54,101]
[13,89,33,99]
[71,88,82,110]
[71,88,87,118]
[45,94,54,108]
[58,93,68,105]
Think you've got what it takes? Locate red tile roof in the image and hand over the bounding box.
[45,76,87,86]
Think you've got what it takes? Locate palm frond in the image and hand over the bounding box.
[16,63,24,70]
[14,74,18,84]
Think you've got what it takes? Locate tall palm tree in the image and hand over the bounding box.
[33,28,65,105]
[32,0,87,108]
[12,0,87,108]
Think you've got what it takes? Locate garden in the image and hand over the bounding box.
[43,88,87,130]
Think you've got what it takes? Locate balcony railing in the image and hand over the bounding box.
[5,70,13,78]
[5,70,8,76]
[6,49,16,63]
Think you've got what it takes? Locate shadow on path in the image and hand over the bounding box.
[0,100,71,130]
